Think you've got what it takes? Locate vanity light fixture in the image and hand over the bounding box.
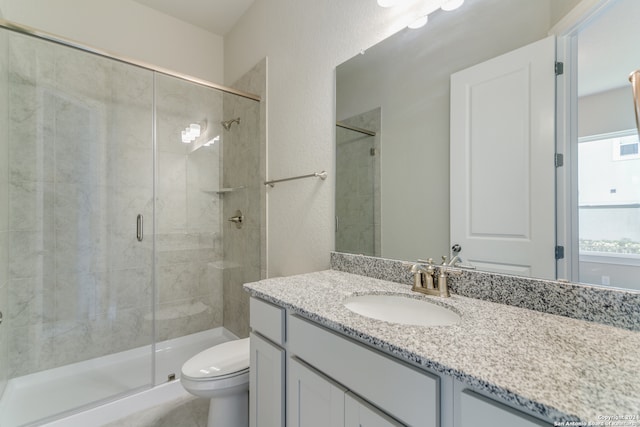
[378,0,464,29]
[377,0,412,7]
[181,122,202,144]
[408,14,428,29]
[441,0,464,11]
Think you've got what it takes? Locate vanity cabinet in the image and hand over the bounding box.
[249,296,553,427]
[287,314,437,426]
[288,356,403,427]
[249,299,286,427]
[455,388,552,427]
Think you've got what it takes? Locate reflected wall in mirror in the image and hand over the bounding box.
[335,0,640,291]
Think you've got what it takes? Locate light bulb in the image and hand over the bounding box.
[181,130,191,144]
[377,0,398,7]
[441,0,464,11]
[189,123,201,138]
[408,14,428,29]
[377,0,412,7]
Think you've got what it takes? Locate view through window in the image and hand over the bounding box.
[578,130,640,289]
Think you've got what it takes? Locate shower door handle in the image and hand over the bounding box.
[137,214,143,242]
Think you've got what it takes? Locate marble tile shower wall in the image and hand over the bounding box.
[6,33,156,377]
[0,27,8,396]
[335,108,381,257]
[222,59,265,338]
[4,31,245,378]
[155,74,224,341]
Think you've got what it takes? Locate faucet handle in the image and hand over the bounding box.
[417,258,434,265]
[441,255,448,265]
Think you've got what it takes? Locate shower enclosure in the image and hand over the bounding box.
[335,108,381,257]
[0,22,262,426]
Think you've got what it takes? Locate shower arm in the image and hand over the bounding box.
[631,70,640,136]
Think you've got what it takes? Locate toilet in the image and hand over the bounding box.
[180,337,250,427]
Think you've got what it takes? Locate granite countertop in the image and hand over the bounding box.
[244,270,640,424]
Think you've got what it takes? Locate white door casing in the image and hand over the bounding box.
[450,35,556,279]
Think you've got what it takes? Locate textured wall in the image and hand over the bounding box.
[224,0,421,277]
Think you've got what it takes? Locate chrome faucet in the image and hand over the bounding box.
[408,258,451,298]
[445,244,475,269]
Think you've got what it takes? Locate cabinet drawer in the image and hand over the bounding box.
[459,390,552,427]
[250,297,285,345]
[288,315,439,427]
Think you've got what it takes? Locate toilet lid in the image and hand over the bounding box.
[182,338,250,379]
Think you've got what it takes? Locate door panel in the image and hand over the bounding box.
[345,392,405,427]
[288,357,345,427]
[250,332,285,427]
[450,35,556,279]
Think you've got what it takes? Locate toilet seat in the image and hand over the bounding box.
[179,337,251,426]
[181,337,250,381]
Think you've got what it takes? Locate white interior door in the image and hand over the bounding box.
[450,35,556,279]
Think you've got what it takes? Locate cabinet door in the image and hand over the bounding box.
[345,392,405,427]
[288,357,346,427]
[458,390,552,427]
[250,332,285,427]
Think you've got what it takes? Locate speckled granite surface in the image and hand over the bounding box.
[331,252,640,331]
[244,270,640,424]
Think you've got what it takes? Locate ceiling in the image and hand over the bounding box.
[132,0,254,36]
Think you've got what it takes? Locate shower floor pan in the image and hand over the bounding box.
[0,328,236,427]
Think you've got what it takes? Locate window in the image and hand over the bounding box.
[578,130,640,258]
[612,134,640,161]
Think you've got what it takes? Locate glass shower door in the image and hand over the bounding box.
[1,30,155,426]
[153,73,225,362]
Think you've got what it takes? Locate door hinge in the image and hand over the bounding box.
[555,61,564,76]
[555,246,565,260]
[555,153,564,167]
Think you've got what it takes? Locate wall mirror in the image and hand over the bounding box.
[335,0,640,291]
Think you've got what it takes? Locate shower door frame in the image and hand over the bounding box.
[0,18,260,102]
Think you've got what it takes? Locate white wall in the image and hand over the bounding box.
[225,0,425,276]
[579,87,637,137]
[0,0,223,83]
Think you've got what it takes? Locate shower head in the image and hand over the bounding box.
[221,117,241,130]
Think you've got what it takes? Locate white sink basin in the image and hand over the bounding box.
[343,294,460,327]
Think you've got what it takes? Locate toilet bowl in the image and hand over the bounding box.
[180,337,250,427]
